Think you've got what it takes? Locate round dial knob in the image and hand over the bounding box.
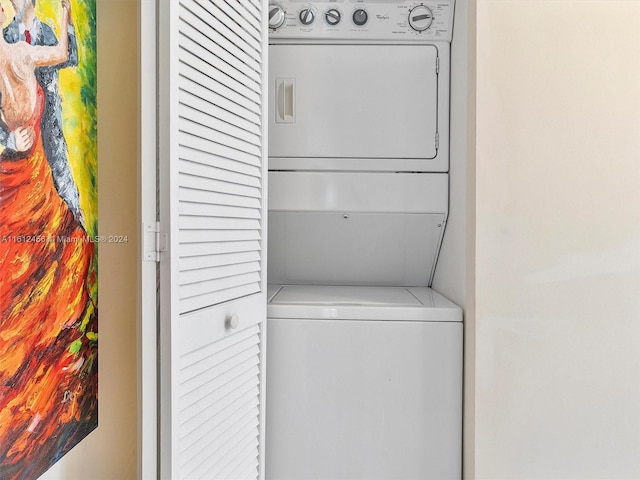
[269,5,286,30]
[352,8,368,26]
[408,5,434,31]
[299,8,315,25]
[325,8,341,26]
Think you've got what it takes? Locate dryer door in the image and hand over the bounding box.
[269,44,440,169]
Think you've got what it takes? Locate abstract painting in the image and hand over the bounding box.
[0,0,97,478]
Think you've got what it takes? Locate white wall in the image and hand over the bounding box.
[41,0,138,478]
[471,1,640,478]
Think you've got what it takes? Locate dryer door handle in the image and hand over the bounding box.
[276,78,295,123]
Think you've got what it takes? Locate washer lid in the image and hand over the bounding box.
[270,285,422,306]
[267,285,462,322]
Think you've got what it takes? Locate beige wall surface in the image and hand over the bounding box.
[473,1,640,478]
[41,0,138,478]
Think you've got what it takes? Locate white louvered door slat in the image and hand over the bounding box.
[180,120,262,156]
[178,151,262,179]
[179,189,262,209]
[179,104,261,146]
[180,0,262,59]
[178,56,261,101]
[180,8,262,75]
[179,24,262,86]
[178,31,262,93]
[234,0,262,28]
[180,372,260,442]
[181,389,260,455]
[185,0,262,56]
[181,229,261,244]
[179,91,261,137]
[179,77,261,124]
[179,272,261,304]
[180,323,258,373]
[178,174,260,199]
[178,165,261,190]
[180,240,262,259]
[240,0,262,23]
[179,157,261,183]
[179,133,262,167]
[180,264,262,291]
[180,251,262,272]
[159,0,267,478]
[179,202,262,219]
[214,0,262,43]
[179,216,261,231]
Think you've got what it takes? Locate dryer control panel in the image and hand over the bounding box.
[269,0,455,42]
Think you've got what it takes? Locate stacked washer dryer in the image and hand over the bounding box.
[265,2,461,479]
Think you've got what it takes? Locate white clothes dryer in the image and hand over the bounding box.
[268,0,455,173]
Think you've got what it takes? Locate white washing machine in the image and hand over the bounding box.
[266,1,460,478]
[266,285,462,480]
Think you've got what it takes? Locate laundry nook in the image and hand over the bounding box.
[265,1,462,478]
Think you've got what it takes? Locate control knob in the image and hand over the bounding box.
[325,8,341,26]
[268,5,286,30]
[299,7,315,25]
[408,5,434,31]
[352,8,368,26]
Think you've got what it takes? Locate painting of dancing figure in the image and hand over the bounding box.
[0,0,97,478]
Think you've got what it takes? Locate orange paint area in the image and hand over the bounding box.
[0,89,97,480]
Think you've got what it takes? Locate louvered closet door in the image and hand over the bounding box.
[158,0,268,479]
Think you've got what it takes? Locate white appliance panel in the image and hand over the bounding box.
[268,0,455,42]
[268,212,445,286]
[268,171,449,213]
[269,44,439,161]
[265,316,463,480]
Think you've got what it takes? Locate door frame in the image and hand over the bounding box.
[138,0,158,477]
